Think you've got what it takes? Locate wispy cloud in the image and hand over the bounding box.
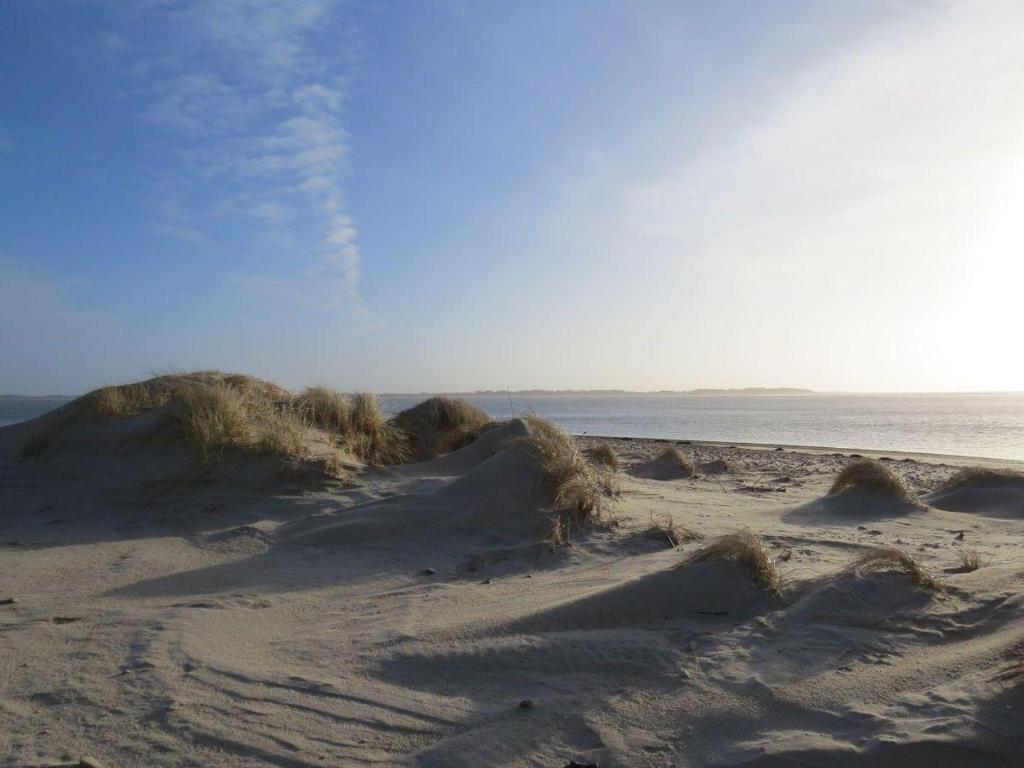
[109,0,365,313]
[0,135,13,156]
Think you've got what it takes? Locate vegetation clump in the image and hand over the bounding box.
[954,547,984,573]
[392,396,492,460]
[658,447,696,476]
[829,459,911,500]
[346,392,408,465]
[645,511,700,548]
[518,415,615,546]
[940,466,1024,491]
[293,386,351,434]
[587,442,620,470]
[846,546,939,589]
[680,529,781,593]
[291,387,407,465]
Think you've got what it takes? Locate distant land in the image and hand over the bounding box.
[0,394,75,401]
[391,387,817,397]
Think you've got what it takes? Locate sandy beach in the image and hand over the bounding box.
[1,376,1022,767]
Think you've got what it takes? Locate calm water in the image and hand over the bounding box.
[3,393,1022,461]
[385,393,1024,462]
[0,397,74,429]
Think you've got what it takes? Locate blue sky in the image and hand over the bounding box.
[3,1,1023,394]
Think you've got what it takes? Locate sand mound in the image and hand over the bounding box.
[586,442,620,469]
[829,459,912,500]
[787,460,922,522]
[698,458,730,474]
[409,418,530,475]
[630,447,695,480]
[507,558,769,633]
[928,467,1024,517]
[280,418,613,547]
[278,442,555,546]
[8,372,347,489]
[787,567,936,626]
[392,397,493,461]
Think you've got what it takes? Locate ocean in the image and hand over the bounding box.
[3,392,1022,461]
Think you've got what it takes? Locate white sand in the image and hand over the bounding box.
[2,417,1023,767]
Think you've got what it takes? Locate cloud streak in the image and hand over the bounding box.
[115,0,365,313]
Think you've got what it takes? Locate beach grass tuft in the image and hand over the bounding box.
[940,466,1024,491]
[846,546,939,589]
[393,396,492,460]
[587,442,620,470]
[680,529,781,592]
[829,458,910,499]
[518,415,613,546]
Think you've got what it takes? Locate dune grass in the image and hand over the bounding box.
[680,529,781,592]
[587,442,620,470]
[645,511,700,548]
[293,386,351,434]
[940,466,1024,491]
[955,547,984,573]
[75,371,291,422]
[829,459,911,499]
[291,387,408,465]
[518,415,614,545]
[657,447,696,476]
[347,392,408,465]
[77,382,171,419]
[160,383,255,462]
[393,396,492,460]
[846,546,939,589]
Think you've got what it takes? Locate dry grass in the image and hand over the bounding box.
[940,466,1024,491]
[347,393,408,465]
[846,546,939,589]
[160,383,253,462]
[41,372,411,470]
[587,442,620,470]
[75,371,291,421]
[291,387,408,464]
[222,373,291,402]
[393,396,492,460]
[77,382,171,419]
[658,447,696,476]
[645,511,700,548]
[293,386,351,434]
[680,529,781,592]
[518,415,612,546]
[829,459,910,499]
[955,547,984,573]
[256,408,311,458]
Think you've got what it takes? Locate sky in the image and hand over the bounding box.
[2,0,1023,395]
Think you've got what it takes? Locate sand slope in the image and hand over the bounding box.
[2,422,1023,767]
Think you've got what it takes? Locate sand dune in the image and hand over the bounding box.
[2,379,1023,766]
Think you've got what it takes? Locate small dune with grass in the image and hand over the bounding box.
[828,458,912,500]
[679,529,782,593]
[928,465,1024,517]
[12,372,414,487]
[845,546,940,589]
[786,457,922,522]
[630,446,696,480]
[587,442,620,470]
[279,415,614,547]
[392,396,493,461]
